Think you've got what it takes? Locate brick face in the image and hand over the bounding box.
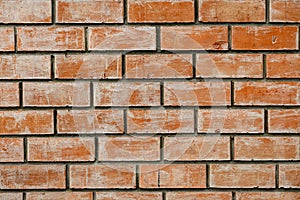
[0,27,14,51]
[0,83,19,107]
[279,165,300,188]
[0,138,23,162]
[266,54,300,78]
[270,0,300,22]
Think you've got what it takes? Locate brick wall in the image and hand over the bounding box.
[0,0,300,199]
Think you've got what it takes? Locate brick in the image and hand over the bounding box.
[0,55,50,79]
[0,138,23,162]
[126,54,193,79]
[17,27,85,51]
[0,193,22,200]
[267,54,300,78]
[98,136,160,161]
[55,54,122,79]
[93,82,160,106]
[161,26,228,50]
[235,137,300,160]
[236,192,300,200]
[0,83,19,107]
[0,110,53,135]
[198,109,264,133]
[27,192,93,200]
[70,165,135,189]
[56,0,123,23]
[0,165,65,189]
[199,0,265,22]
[96,192,162,200]
[210,164,276,188]
[279,165,300,188]
[164,136,230,161]
[0,27,14,51]
[270,0,300,22]
[196,54,263,78]
[127,109,194,133]
[140,164,206,188]
[232,26,299,50]
[23,82,90,107]
[269,109,300,133]
[88,27,156,50]
[28,137,95,162]
[234,82,300,105]
[166,192,232,200]
[128,0,194,23]
[164,82,231,106]
[57,110,124,134]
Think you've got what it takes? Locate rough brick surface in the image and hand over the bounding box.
[270,0,300,22]
[236,192,300,200]
[0,138,23,162]
[267,54,300,78]
[269,109,300,133]
[0,27,14,51]
[96,192,162,200]
[26,192,93,200]
[0,83,19,107]
[166,192,232,200]
[279,165,300,188]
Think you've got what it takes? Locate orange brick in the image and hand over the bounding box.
[98,136,160,161]
[161,26,228,50]
[196,54,263,78]
[0,83,19,107]
[127,109,194,133]
[57,110,124,134]
[96,192,162,200]
[0,27,14,51]
[93,82,160,106]
[0,193,22,200]
[0,165,65,189]
[56,0,123,23]
[88,27,156,50]
[232,26,299,50]
[166,192,232,200]
[234,82,300,105]
[0,138,23,162]
[128,0,194,23]
[270,0,300,22]
[236,192,300,200]
[0,110,53,135]
[164,136,230,161]
[269,109,300,133]
[28,137,95,162]
[199,0,265,22]
[23,82,90,107]
[164,82,231,106]
[17,27,85,51]
[267,54,300,78]
[0,55,50,79]
[126,54,193,79]
[210,164,276,188]
[27,192,93,200]
[235,137,300,160]
[198,109,264,133]
[279,165,300,188]
[55,54,122,79]
[140,164,206,188]
[70,165,135,189]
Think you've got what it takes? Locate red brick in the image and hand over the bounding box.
[198,109,264,133]
[0,110,53,135]
[0,165,65,189]
[93,82,160,106]
[210,164,276,188]
[164,82,231,106]
[199,0,265,22]
[96,192,162,200]
[232,26,299,50]
[269,109,300,133]
[57,110,124,134]
[235,137,300,160]
[0,138,23,162]
[166,192,232,200]
[27,192,93,200]
[164,136,230,161]
[127,109,194,133]
[126,54,193,79]
[128,0,194,23]
[28,137,95,162]
[17,27,85,51]
[0,193,22,200]
[234,82,300,105]
[196,54,263,78]
[0,83,19,107]
[88,27,156,50]
[0,55,50,79]
[23,82,90,107]
[267,54,300,78]
[70,165,135,189]
[56,0,123,23]
[236,192,300,200]
[0,27,14,51]
[270,0,300,22]
[98,136,160,161]
[279,165,300,188]
[55,54,122,79]
[161,26,228,50]
[140,164,206,188]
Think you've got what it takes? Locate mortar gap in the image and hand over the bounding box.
[53,110,58,135]
[14,27,18,52]
[160,136,164,162]
[263,54,267,79]
[228,25,232,50]
[136,165,140,189]
[192,53,197,79]
[123,109,128,134]
[51,0,56,24]
[194,107,198,135]
[230,136,235,161]
[156,26,161,52]
[264,109,268,135]
[66,165,70,189]
[90,82,94,107]
[194,0,199,23]
[19,82,23,108]
[266,0,270,23]
[206,164,210,188]
[24,137,28,163]
[275,164,279,188]
[124,0,128,24]
[95,137,99,162]
[160,82,164,106]
[231,81,234,106]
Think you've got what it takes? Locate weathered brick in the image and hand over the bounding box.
[236,192,300,200]
[96,192,162,200]
[0,193,22,200]
[267,54,300,78]
[0,138,23,162]
[27,192,93,200]
[270,0,300,22]
[0,27,14,51]
[279,165,300,188]
[269,109,300,133]
[0,83,19,107]
[166,192,232,200]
